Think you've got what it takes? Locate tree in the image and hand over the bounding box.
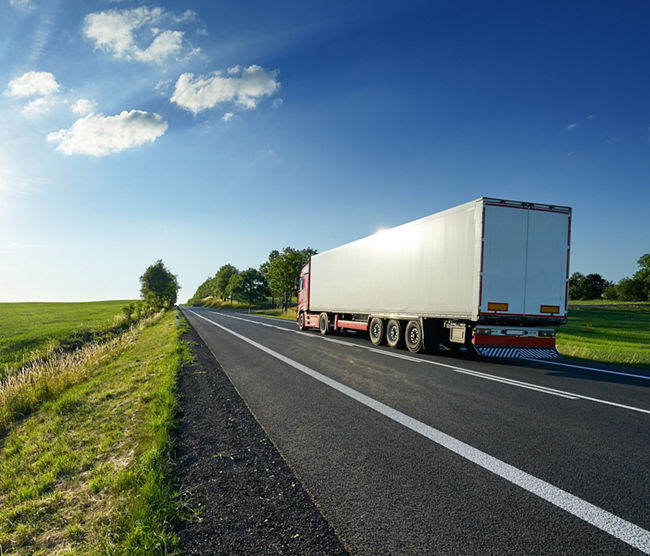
[214,264,239,300]
[261,246,317,310]
[568,272,586,300]
[604,253,650,302]
[569,272,611,300]
[239,268,269,307]
[139,259,179,309]
[632,253,650,301]
[226,272,244,302]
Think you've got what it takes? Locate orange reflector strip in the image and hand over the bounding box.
[487,302,509,311]
[540,305,560,314]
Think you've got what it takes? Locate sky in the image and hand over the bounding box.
[1,0,649,304]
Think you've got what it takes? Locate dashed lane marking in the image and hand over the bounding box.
[196,310,650,414]
[188,309,650,555]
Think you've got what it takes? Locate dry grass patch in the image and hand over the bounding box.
[0,312,187,554]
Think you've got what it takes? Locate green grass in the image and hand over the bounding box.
[0,301,136,371]
[0,311,186,554]
[194,297,261,310]
[568,299,650,306]
[557,305,650,368]
[253,308,297,321]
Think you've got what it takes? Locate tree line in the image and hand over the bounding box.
[570,253,650,301]
[188,246,316,309]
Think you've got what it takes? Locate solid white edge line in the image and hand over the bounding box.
[520,357,650,381]
[188,310,650,554]
[209,310,650,415]
[449,367,579,400]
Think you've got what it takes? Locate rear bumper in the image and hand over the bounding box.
[472,345,559,359]
[471,330,558,359]
[472,336,555,347]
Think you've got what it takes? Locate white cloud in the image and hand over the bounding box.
[565,123,577,130]
[137,29,184,62]
[174,10,196,23]
[171,65,280,114]
[9,0,33,11]
[222,112,233,121]
[47,110,167,156]
[83,6,196,63]
[154,79,172,94]
[7,71,60,97]
[272,98,283,109]
[227,65,241,75]
[71,98,97,115]
[23,96,56,115]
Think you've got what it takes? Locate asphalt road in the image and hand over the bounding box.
[181,307,650,555]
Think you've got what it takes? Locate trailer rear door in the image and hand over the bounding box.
[480,201,570,319]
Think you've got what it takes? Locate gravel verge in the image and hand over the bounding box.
[173,320,348,555]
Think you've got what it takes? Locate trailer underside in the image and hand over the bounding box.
[297,310,560,359]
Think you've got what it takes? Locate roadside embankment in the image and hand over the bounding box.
[0,311,183,553]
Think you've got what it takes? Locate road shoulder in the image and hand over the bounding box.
[173,317,347,555]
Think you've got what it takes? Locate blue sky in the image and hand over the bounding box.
[1,0,648,303]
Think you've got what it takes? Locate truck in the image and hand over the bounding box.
[295,197,571,359]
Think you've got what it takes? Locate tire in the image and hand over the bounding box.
[369,317,384,346]
[298,311,305,331]
[405,320,423,353]
[386,319,404,348]
[319,312,330,335]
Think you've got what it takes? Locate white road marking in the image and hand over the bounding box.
[199,310,650,414]
[521,358,650,381]
[188,309,650,554]
[421,360,650,415]
[445,367,579,400]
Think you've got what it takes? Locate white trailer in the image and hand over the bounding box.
[296,198,571,358]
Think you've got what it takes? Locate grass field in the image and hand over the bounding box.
[568,299,650,306]
[556,305,650,368]
[254,308,297,321]
[0,301,135,371]
[0,310,185,554]
[195,298,256,310]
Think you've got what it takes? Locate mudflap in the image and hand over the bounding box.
[472,345,560,359]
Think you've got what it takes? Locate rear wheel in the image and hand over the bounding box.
[405,320,423,353]
[319,312,330,335]
[369,317,384,346]
[298,311,305,331]
[386,319,404,348]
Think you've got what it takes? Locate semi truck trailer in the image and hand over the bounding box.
[295,197,571,359]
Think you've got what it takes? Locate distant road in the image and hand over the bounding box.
[182,307,650,555]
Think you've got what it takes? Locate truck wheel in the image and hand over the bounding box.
[319,312,330,335]
[386,319,404,348]
[405,320,423,353]
[298,312,305,331]
[369,317,384,345]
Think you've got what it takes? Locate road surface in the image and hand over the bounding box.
[182,307,649,555]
